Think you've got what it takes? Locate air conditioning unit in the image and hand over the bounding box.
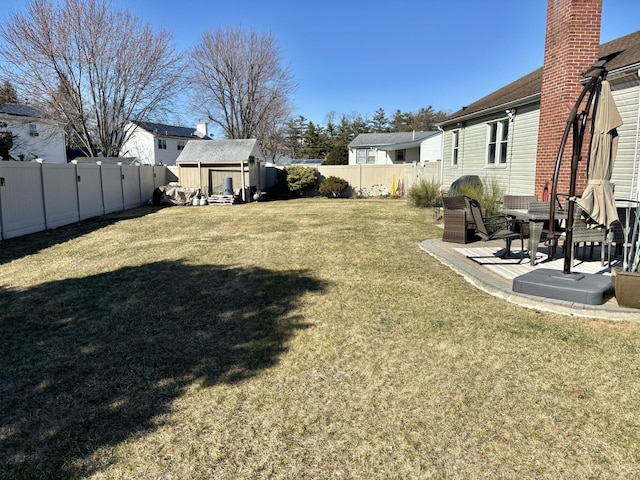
[30,132,39,137]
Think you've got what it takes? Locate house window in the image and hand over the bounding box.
[177,140,185,150]
[356,148,375,164]
[452,130,460,166]
[29,124,39,137]
[486,119,509,165]
[0,121,7,130]
[158,138,166,150]
[396,149,406,162]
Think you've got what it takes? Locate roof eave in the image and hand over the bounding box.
[437,93,541,128]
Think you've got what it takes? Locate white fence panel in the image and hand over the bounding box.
[77,164,105,219]
[101,165,125,214]
[317,163,441,196]
[122,165,141,209]
[0,162,46,238]
[140,166,155,203]
[0,162,168,240]
[42,163,80,228]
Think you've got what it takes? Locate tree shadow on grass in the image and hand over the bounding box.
[0,205,165,266]
[0,260,326,479]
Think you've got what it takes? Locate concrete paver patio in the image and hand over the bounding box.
[420,237,640,322]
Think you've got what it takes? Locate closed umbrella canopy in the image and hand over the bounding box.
[576,80,622,228]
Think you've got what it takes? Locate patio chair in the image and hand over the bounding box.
[502,195,538,210]
[442,196,477,244]
[570,206,610,267]
[466,196,526,262]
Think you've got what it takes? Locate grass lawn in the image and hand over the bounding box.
[2,198,640,479]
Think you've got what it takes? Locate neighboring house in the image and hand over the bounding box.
[176,139,268,201]
[120,120,211,166]
[438,25,640,202]
[0,103,67,163]
[348,131,442,166]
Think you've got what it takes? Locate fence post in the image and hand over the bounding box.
[37,159,49,230]
[98,162,106,215]
[0,162,4,240]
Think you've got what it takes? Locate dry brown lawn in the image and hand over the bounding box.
[2,198,640,479]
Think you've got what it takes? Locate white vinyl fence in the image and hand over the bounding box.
[317,162,442,197]
[0,162,168,240]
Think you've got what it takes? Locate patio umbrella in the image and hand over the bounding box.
[576,79,622,228]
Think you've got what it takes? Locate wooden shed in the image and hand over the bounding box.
[176,139,267,202]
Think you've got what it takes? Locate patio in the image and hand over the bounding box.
[420,236,640,322]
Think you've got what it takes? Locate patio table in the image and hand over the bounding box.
[503,202,567,266]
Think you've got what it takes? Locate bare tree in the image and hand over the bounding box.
[0,0,183,157]
[188,26,296,146]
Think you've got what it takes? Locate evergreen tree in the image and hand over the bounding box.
[371,108,390,132]
[0,80,17,104]
[300,121,328,159]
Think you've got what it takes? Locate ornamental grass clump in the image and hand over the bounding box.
[456,176,504,217]
[408,178,441,208]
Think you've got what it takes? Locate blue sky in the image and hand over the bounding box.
[2,0,639,130]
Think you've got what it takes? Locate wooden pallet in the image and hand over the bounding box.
[207,195,237,205]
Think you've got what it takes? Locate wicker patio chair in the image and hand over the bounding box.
[571,206,610,267]
[442,196,476,244]
[467,196,526,262]
[502,195,538,210]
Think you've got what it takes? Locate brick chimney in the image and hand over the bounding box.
[534,0,602,200]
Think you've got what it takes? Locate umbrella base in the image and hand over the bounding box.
[512,268,614,305]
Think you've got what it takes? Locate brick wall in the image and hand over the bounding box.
[535,0,602,200]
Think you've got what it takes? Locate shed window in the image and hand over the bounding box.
[396,149,406,162]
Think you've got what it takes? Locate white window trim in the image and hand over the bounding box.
[485,119,510,167]
[452,130,460,167]
[356,148,376,165]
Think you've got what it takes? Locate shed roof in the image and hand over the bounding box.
[176,139,261,163]
[440,29,640,126]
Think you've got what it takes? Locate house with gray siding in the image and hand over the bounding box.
[438,29,640,202]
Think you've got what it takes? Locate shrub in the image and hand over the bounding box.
[285,166,319,196]
[408,178,441,208]
[319,176,349,198]
[455,176,504,217]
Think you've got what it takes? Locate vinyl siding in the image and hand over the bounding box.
[610,74,640,201]
[442,104,539,196]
